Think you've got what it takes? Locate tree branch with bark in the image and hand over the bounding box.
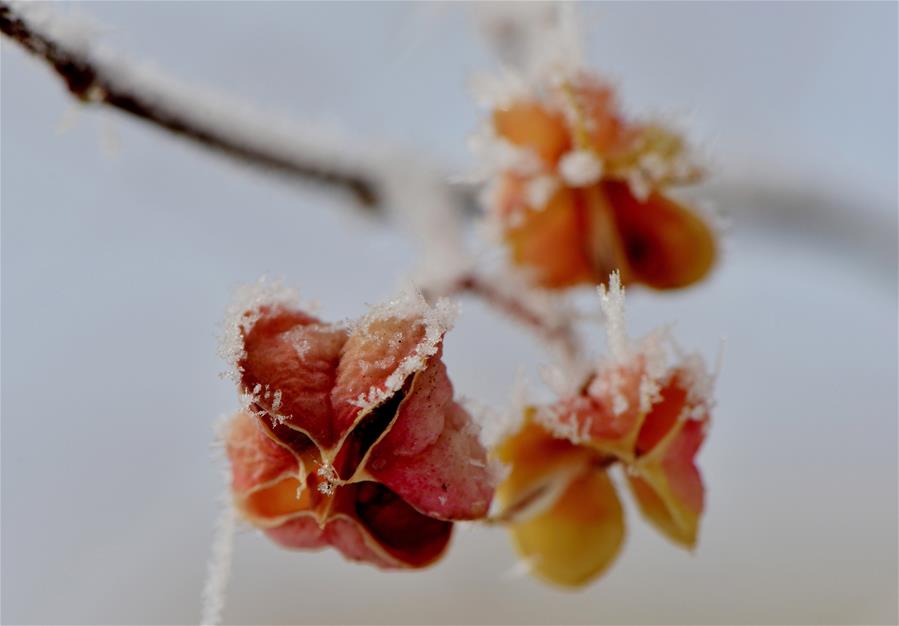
[0,0,583,364]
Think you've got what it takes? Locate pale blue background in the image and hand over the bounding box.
[2,2,897,624]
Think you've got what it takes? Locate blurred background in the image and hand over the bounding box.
[2,2,896,624]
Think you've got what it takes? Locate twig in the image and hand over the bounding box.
[200,498,236,626]
[1,1,380,209]
[2,1,582,363]
[434,272,583,365]
[473,2,582,78]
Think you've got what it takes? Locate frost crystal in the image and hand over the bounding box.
[469,70,532,110]
[635,327,671,413]
[500,555,539,581]
[626,171,652,202]
[467,123,543,177]
[316,462,339,496]
[219,277,301,383]
[677,351,716,411]
[7,0,100,58]
[200,490,236,626]
[558,150,603,187]
[288,329,312,360]
[534,402,590,445]
[587,367,630,417]
[598,271,629,360]
[462,395,511,453]
[349,290,458,411]
[475,2,583,92]
[539,362,579,399]
[270,390,282,414]
[525,175,559,209]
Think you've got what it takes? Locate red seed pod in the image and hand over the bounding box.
[482,72,716,290]
[221,284,493,569]
[492,273,714,587]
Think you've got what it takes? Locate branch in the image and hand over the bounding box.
[3,1,583,363]
[428,271,584,366]
[1,1,383,210]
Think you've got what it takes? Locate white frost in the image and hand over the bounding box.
[473,2,583,89]
[218,277,302,383]
[598,271,629,361]
[200,490,236,626]
[525,174,559,209]
[558,149,604,187]
[467,123,543,177]
[469,70,532,110]
[349,290,458,411]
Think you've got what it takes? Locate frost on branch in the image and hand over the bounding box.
[472,2,584,86]
[1,0,480,229]
[598,270,628,361]
[219,281,492,570]
[492,272,717,587]
[200,495,236,626]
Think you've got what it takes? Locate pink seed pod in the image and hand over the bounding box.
[222,285,493,569]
